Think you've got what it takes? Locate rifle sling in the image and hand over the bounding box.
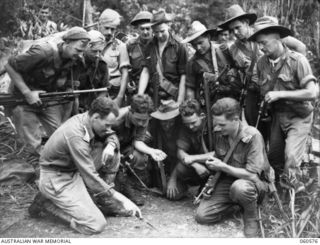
[155,47,178,98]
[203,127,243,193]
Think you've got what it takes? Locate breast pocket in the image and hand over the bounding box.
[277,74,295,90]
[105,50,120,69]
[232,152,245,168]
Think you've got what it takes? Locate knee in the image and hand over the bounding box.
[229,179,257,204]
[92,217,107,233]
[195,207,208,224]
[83,215,107,234]
[195,206,220,225]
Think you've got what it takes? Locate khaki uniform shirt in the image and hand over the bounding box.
[40,112,119,196]
[9,42,75,93]
[102,38,130,87]
[186,42,241,102]
[213,122,270,178]
[127,36,150,82]
[256,46,316,115]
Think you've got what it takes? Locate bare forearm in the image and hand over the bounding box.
[5,63,30,94]
[138,67,149,94]
[118,68,129,98]
[134,140,154,156]
[177,149,214,165]
[177,74,186,103]
[220,164,259,182]
[278,86,316,101]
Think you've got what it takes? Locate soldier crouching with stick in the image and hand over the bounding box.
[28,97,141,235]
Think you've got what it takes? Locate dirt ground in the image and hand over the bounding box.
[0,184,244,238]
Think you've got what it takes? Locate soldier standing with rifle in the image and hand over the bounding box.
[219,5,309,127]
[183,21,241,108]
[5,27,90,158]
[218,4,261,126]
[196,97,271,238]
[248,18,317,189]
[127,11,153,102]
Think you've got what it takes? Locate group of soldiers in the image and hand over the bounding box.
[2,3,318,238]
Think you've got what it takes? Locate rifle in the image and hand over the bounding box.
[193,66,230,205]
[122,156,163,196]
[239,57,257,120]
[255,100,265,128]
[0,88,108,107]
[202,65,229,150]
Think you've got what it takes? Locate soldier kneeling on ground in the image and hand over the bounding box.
[29,97,141,235]
[113,94,167,206]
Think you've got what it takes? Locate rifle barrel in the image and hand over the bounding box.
[41,88,108,97]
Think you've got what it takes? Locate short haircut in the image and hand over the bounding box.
[89,97,119,118]
[130,94,154,113]
[211,97,240,120]
[179,99,201,117]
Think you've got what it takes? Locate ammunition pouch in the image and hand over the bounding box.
[150,73,178,100]
[273,100,314,118]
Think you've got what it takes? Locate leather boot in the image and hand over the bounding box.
[28,192,48,218]
[29,192,72,224]
[243,202,259,238]
[42,199,72,224]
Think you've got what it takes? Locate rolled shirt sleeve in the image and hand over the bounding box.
[118,41,131,70]
[296,54,317,88]
[245,133,269,176]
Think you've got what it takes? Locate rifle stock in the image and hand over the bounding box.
[0,88,108,107]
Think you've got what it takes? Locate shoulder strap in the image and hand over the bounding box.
[215,44,229,67]
[223,130,242,163]
[268,57,288,91]
[201,123,242,163]
[210,42,219,75]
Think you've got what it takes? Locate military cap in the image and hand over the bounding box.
[88,30,105,49]
[131,11,153,26]
[219,4,257,30]
[248,16,292,41]
[99,9,121,28]
[62,27,90,41]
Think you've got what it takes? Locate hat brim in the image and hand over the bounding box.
[248,25,292,42]
[150,16,173,27]
[150,109,179,120]
[218,13,257,29]
[131,19,152,26]
[181,29,217,44]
